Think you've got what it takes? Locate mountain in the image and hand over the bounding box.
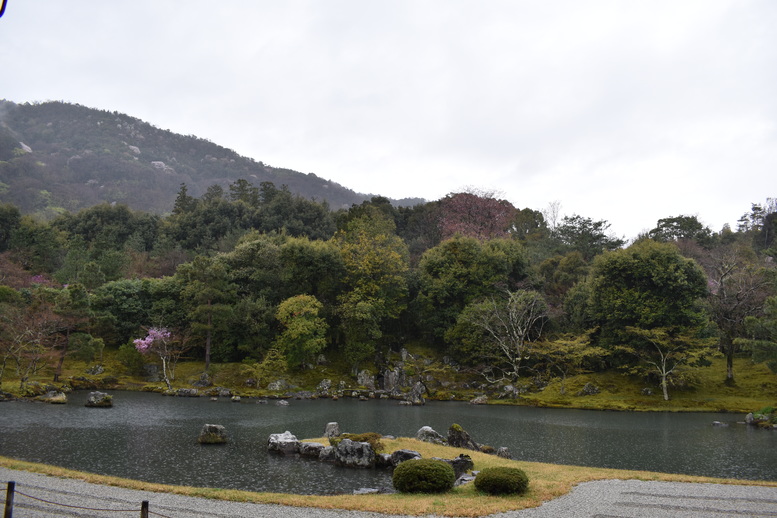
[0,100,424,217]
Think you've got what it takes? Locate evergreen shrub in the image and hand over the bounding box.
[392,459,456,493]
[474,467,529,495]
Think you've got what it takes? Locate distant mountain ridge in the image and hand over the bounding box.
[0,100,424,217]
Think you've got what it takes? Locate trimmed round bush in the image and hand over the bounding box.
[474,467,529,495]
[392,459,456,494]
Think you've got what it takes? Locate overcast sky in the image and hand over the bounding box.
[2,1,775,239]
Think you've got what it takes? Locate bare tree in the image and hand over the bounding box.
[460,290,548,382]
[702,245,775,382]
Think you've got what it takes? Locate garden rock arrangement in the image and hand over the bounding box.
[266,421,510,493]
[415,424,510,457]
[745,408,777,429]
[85,391,113,407]
[198,424,228,444]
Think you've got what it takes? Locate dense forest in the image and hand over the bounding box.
[1,177,775,401]
[1,101,776,402]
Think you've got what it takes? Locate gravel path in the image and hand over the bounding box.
[2,467,777,518]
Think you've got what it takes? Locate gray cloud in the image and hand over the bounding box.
[1,0,774,238]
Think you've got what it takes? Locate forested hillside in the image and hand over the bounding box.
[1,184,775,403]
[0,100,423,217]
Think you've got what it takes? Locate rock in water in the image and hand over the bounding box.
[39,391,68,404]
[85,391,112,408]
[325,422,341,438]
[267,431,300,454]
[299,442,326,458]
[198,424,228,444]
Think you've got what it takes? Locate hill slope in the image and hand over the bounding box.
[0,100,423,216]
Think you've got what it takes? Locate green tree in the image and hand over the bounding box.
[8,216,64,273]
[417,236,527,345]
[275,295,328,368]
[554,214,624,261]
[52,283,91,382]
[177,256,237,370]
[0,203,21,252]
[278,237,345,304]
[334,210,409,369]
[737,296,777,374]
[701,244,775,382]
[91,278,152,345]
[648,214,714,247]
[535,333,605,395]
[587,240,708,357]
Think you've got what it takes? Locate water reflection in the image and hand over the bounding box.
[0,391,774,494]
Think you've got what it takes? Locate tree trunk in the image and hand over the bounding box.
[54,330,69,382]
[160,356,172,390]
[721,334,735,383]
[660,373,669,401]
[205,301,212,371]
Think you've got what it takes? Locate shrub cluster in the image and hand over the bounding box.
[392,459,456,493]
[329,432,385,453]
[474,467,529,495]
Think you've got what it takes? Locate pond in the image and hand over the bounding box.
[0,391,774,494]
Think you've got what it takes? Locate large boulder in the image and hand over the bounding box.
[406,381,426,405]
[357,370,376,390]
[577,382,600,396]
[38,390,67,404]
[319,446,337,462]
[267,379,289,391]
[198,424,228,444]
[390,449,422,466]
[434,454,474,478]
[447,424,479,451]
[299,442,326,458]
[334,439,376,468]
[85,391,113,408]
[470,395,488,405]
[191,372,211,388]
[324,422,341,438]
[416,426,447,445]
[267,431,300,455]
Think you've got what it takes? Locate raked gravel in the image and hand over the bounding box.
[2,467,777,518]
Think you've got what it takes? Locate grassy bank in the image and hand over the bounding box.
[2,349,775,414]
[2,437,776,517]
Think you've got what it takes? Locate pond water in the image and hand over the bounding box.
[0,391,774,494]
